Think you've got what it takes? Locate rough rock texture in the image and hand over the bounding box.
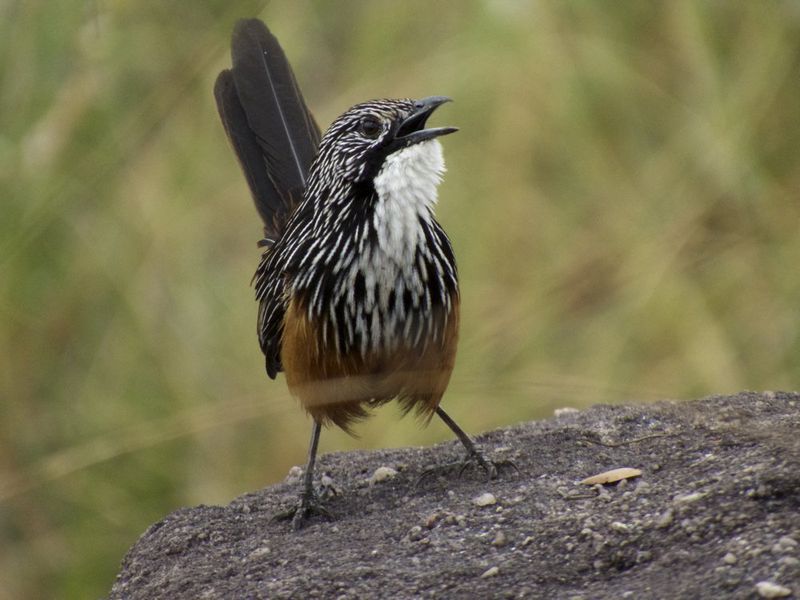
[110,392,800,599]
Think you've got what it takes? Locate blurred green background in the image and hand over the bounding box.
[2,0,799,597]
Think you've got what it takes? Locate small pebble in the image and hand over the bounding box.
[755,581,792,598]
[481,566,499,578]
[249,546,271,559]
[473,492,497,507]
[723,552,737,565]
[781,536,798,546]
[595,485,612,501]
[655,509,674,529]
[673,492,707,504]
[491,531,507,547]
[320,474,338,499]
[369,466,398,484]
[285,466,303,483]
[424,512,443,529]
[610,521,630,533]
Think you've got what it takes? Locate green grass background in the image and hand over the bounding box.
[2,1,799,597]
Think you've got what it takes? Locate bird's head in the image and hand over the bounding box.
[312,96,458,185]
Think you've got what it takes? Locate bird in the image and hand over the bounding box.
[214,18,502,528]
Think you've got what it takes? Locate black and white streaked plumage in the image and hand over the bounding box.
[215,19,504,529]
[255,99,458,382]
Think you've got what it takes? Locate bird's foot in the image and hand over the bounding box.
[274,488,334,530]
[417,450,518,487]
[458,449,519,480]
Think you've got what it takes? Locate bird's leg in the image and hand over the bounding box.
[433,406,517,481]
[298,419,321,496]
[276,420,332,529]
[435,406,496,478]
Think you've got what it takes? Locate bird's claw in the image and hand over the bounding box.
[416,451,518,487]
[458,451,519,481]
[274,490,333,530]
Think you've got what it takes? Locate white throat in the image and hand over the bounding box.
[371,139,446,258]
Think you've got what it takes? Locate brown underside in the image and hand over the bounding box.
[281,297,459,433]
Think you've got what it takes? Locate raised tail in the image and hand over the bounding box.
[214,18,321,242]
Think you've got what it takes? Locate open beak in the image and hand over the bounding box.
[390,96,458,149]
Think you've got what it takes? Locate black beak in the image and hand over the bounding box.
[390,96,458,150]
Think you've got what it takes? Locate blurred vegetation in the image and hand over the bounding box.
[2,0,799,597]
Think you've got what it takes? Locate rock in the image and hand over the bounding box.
[109,392,800,599]
[554,407,580,417]
[673,492,707,504]
[610,521,630,533]
[369,466,398,484]
[655,509,674,529]
[755,581,792,598]
[284,465,303,484]
[472,492,497,507]
[481,566,499,578]
[491,531,508,547]
[772,536,798,554]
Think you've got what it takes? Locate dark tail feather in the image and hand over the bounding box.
[214,18,321,240]
[214,70,279,232]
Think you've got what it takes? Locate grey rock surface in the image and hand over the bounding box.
[109,392,800,599]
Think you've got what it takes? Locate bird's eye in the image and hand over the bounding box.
[358,116,382,139]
